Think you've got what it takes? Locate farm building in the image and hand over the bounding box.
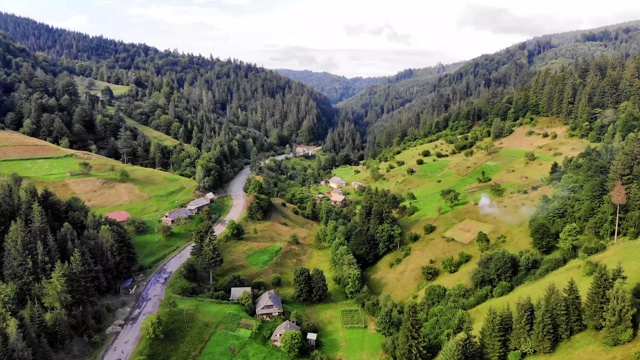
[187,197,210,213]
[328,176,346,189]
[229,287,252,301]
[315,194,327,203]
[330,194,347,206]
[161,208,192,225]
[255,290,283,320]
[295,145,314,157]
[330,188,343,196]
[204,192,216,201]
[105,210,130,222]
[352,182,365,190]
[271,320,301,346]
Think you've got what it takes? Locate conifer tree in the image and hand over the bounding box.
[602,280,636,346]
[532,286,558,354]
[480,307,508,360]
[584,266,611,330]
[293,267,314,302]
[563,278,585,336]
[510,297,534,352]
[67,248,95,308]
[199,233,223,289]
[396,302,429,360]
[311,268,328,303]
[2,219,35,303]
[440,331,480,360]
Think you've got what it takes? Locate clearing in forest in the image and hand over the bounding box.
[65,177,149,207]
[443,218,495,244]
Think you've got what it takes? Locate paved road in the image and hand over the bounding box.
[104,167,251,360]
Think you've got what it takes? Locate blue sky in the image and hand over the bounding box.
[3,0,640,77]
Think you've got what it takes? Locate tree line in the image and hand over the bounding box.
[0,174,137,359]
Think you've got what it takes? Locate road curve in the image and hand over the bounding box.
[104,166,251,360]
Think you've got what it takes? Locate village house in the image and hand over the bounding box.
[187,197,210,214]
[204,192,216,201]
[330,188,343,196]
[330,193,347,206]
[352,182,365,190]
[229,287,252,301]
[271,320,301,346]
[255,290,283,320]
[328,176,346,189]
[105,210,130,222]
[161,208,192,225]
[315,194,327,203]
[295,145,314,157]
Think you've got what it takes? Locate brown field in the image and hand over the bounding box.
[0,130,70,160]
[65,177,148,207]
[443,218,495,244]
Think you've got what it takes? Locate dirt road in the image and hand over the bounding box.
[103,166,251,360]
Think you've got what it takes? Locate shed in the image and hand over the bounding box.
[307,332,318,347]
[330,194,347,206]
[352,182,365,190]
[106,210,131,222]
[331,188,343,196]
[187,197,210,213]
[230,287,252,301]
[161,208,192,225]
[204,192,216,201]
[328,176,346,189]
[271,320,301,346]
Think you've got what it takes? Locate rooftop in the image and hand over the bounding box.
[105,210,130,222]
[163,208,192,220]
[230,287,252,301]
[187,197,209,208]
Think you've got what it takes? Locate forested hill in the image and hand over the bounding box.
[275,69,385,103]
[326,20,640,159]
[0,12,335,190]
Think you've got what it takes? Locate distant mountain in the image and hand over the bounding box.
[325,20,640,159]
[276,69,386,103]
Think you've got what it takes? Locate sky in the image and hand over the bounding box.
[2,0,640,77]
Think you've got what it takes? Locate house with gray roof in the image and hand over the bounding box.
[161,208,192,225]
[271,320,301,346]
[230,287,252,301]
[328,176,346,189]
[255,290,283,320]
[187,197,210,213]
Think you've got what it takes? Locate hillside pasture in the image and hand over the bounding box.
[333,119,589,301]
[0,130,71,160]
[443,218,495,244]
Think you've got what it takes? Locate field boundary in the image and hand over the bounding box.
[340,308,365,329]
[0,153,74,162]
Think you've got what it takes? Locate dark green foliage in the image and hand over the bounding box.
[509,297,534,352]
[563,279,585,336]
[489,183,505,197]
[477,170,491,183]
[440,188,460,208]
[423,223,437,235]
[421,285,447,310]
[271,273,282,286]
[531,284,562,354]
[225,274,244,290]
[311,268,329,303]
[421,150,431,157]
[584,266,611,330]
[423,303,472,355]
[396,302,429,360]
[225,220,245,239]
[293,267,327,303]
[440,332,480,360]
[471,249,519,289]
[117,169,130,183]
[407,232,420,243]
[479,307,510,360]
[375,295,401,337]
[407,168,415,175]
[281,330,304,358]
[416,159,424,165]
[476,231,490,252]
[421,265,440,281]
[441,256,459,274]
[492,282,513,298]
[457,251,472,265]
[238,290,254,315]
[247,194,271,221]
[602,280,636,346]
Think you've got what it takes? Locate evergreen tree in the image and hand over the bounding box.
[602,280,636,346]
[440,332,480,360]
[510,297,534,352]
[375,295,401,337]
[199,233,223,289]
[480,307,508,360]
[563,278,585,336]
[396,302,429,360]
[584,266,611,330]
[2,219,35,304]
[310,268,328,303]
[532,284,563,354]
[67,248,95,308]
[293,267,314,302]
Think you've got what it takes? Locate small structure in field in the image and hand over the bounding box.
[307,333,318,348]
[319,180,328,186]
[328,176,346,189]
[255,290,283,320]
[161,208,192,225]
[330,194,347,206]
[331,188,343,196]
[229,287,252,301]
[204,192,216,201]
[352,182,365,190]
[119,278,134,295]
[295,145,314,157]
[271,320,301,346]
[187,197,210,213]
[315,194,328,203]
[106,210,131,222]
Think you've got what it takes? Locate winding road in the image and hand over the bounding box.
[104,166,251,360]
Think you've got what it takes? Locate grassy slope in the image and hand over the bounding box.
[332,119,589,302]
[0,130,198,266]
[122,113,181,147]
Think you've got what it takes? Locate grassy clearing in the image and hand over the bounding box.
[75,76,129,96]
[0,131,198,266]
[245,245,283,269]
[332,119,589,301]
[290,302,384,359]
[209,195,232,219]
[122,113,181,146]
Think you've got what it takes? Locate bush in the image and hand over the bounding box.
[396,160,405,166]
[458,251,472,264]
[416,158,424,165]
[406,192,417,201]
[125,217,147,235]
[406,168,415,175]
[580,242,606,257]
[435,151,448,158]
[157,224,172,237]
[489,183,505,196]
[117,169,130,182]
[386,164,395,172]
[508,350,523,360]
[423,223,436,235]
[407,204,419,216]
[550,132,558,140]
[442,256,459,273]
[524,151,536,162]
[292,207,299,215]
[271,273,282,286]
[582,260,605,276]
[492,281,513,298]
[281,202,287,207]
[541,131,549,138]
[401,246,412,258]
[464,149,474,157]
[421,149,431,157]
[226,220,245,239]
[407,232,420,243]
[289,234,300,244]
[251,279,267,291]
[534,253,567,279]
[421,265,440,281]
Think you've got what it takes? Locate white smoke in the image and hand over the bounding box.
[477,193,535,225]
[478,193,499,215]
